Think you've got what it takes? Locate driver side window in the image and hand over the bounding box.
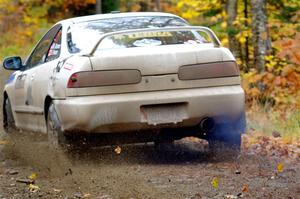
[26,24,62,69]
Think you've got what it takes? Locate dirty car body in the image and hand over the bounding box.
[3,12,246,149]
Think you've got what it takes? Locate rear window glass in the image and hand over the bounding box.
[67,16,187,53]
[97,30,212,51]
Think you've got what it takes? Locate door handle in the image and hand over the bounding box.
[17,74,26,80]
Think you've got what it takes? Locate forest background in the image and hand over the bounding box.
[0,0,299,143]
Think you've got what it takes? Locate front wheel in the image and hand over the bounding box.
[3,97,16,133]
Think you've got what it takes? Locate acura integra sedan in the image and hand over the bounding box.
[3,12,246,152]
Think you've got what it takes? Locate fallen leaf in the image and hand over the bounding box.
[0,140,8,145]
[277,162,284,173]
[114,146,122,154]
[28,184,40,193]
[211,177,219,189]
[242,185,249,193]
[83,193,91,198]
[272,131,281,138]
[28,173,37,180]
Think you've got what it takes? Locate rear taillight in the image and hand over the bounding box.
[67,73,78,88]
[178,61,239,80]
[67,70,142,88]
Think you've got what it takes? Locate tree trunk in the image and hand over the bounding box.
[244,0,250,72]
[226,0,241,60]
[96,0,102,14]
[155,0,161,11]
[251,0,268,72]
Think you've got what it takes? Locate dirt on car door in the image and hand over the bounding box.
[13,68,37,130]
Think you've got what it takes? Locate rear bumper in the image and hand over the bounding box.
[54,85,245,133]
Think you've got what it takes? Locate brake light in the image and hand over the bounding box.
[178,61,239,80]
[67,70,142,88]
[67,73,78,88]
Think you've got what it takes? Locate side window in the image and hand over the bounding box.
[46,29,62,62]
[26,24,62,69]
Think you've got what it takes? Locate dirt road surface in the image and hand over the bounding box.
[0,132,299,199]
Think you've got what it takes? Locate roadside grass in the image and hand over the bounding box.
[246,103,300,144]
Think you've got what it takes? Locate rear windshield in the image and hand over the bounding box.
[67,16,187,53]
[96,30,212,51]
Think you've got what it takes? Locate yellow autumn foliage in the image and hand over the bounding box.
[0,0,299,109]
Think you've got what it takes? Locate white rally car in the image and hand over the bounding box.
[2,12,246,152]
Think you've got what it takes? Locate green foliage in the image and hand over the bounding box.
[102,0,119,13]
[227,27,239,37]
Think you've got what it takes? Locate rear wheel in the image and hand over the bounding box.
[154,139,175,153]
[47,103,67,150]
[47,102,91,152]
[3,97,16,133]
[154,129,177,157]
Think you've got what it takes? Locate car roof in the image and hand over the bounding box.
[59,12,185,25]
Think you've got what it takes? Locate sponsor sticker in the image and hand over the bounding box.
[63,63,74,71]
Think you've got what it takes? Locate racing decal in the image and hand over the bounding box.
[6,73,16,84]
[63,63,74,71]
[114,31,172,39]
[15,74,26,89]
[55,56,73,72]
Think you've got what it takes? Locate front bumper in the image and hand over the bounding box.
[54,85,245,133]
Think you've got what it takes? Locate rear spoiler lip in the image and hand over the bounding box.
[83,26,221,56]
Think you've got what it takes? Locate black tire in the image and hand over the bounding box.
[46,103,90,152]
[154,139,176,153]
[3,97,16,133]
[47,103,67,150]
[154,130,177,156]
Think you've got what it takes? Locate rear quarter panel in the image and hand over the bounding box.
[52,56,93,98]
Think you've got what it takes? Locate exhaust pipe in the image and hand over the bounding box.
[199,117,215,132]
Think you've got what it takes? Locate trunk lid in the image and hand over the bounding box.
[90,44,222,75]
[66,44,240,97]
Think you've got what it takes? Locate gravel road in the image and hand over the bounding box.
[0,132,299,199]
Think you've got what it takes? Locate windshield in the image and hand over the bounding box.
[67,16,187,53]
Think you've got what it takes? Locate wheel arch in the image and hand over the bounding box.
[3,91,8,125]
[44,95,52,123]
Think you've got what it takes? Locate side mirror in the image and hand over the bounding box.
[3,56,23,70]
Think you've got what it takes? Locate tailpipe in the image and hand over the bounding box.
[199,117,215,132]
